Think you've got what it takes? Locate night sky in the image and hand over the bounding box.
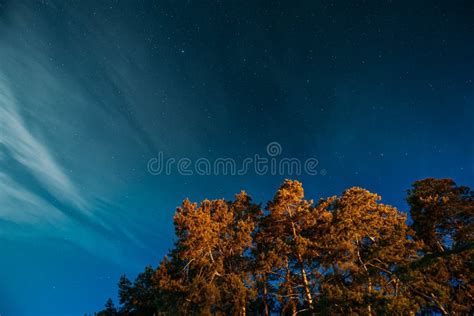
[0,1,473,315]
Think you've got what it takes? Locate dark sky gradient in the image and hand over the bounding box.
[0,1,473,315]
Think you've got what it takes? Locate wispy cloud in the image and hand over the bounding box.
[0,172,67,227]
[0,78,88,211]
[0,0,222,267]
[0,1,163,262]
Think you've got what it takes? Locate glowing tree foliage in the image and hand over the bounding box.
[155,192,259,315]
[255,180,321,314]
[317,187,420,315]
[97,178,472,316]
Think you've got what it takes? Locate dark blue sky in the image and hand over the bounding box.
[0,1,473,315]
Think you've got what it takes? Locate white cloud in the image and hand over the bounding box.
[0,77,88,211]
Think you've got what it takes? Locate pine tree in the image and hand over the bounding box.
[256,180,318,314]
[98,178,472,315]
[156,191,260,314]
[407,178,473,314]
[117,275,133,315]
[318,187,420,315]
[96,298,118,316]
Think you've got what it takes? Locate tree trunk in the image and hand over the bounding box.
[297,253,314,312]
[367,278,373,316]
[285,263,297,316]
[263,276,270,316]
[355,238,372,316]
[291,221,315,312]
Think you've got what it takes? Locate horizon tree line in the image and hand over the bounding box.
[95,178,473,315]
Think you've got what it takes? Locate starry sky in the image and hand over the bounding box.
[0,0,473,315]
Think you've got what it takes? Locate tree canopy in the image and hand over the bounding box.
[96,178,473,315]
